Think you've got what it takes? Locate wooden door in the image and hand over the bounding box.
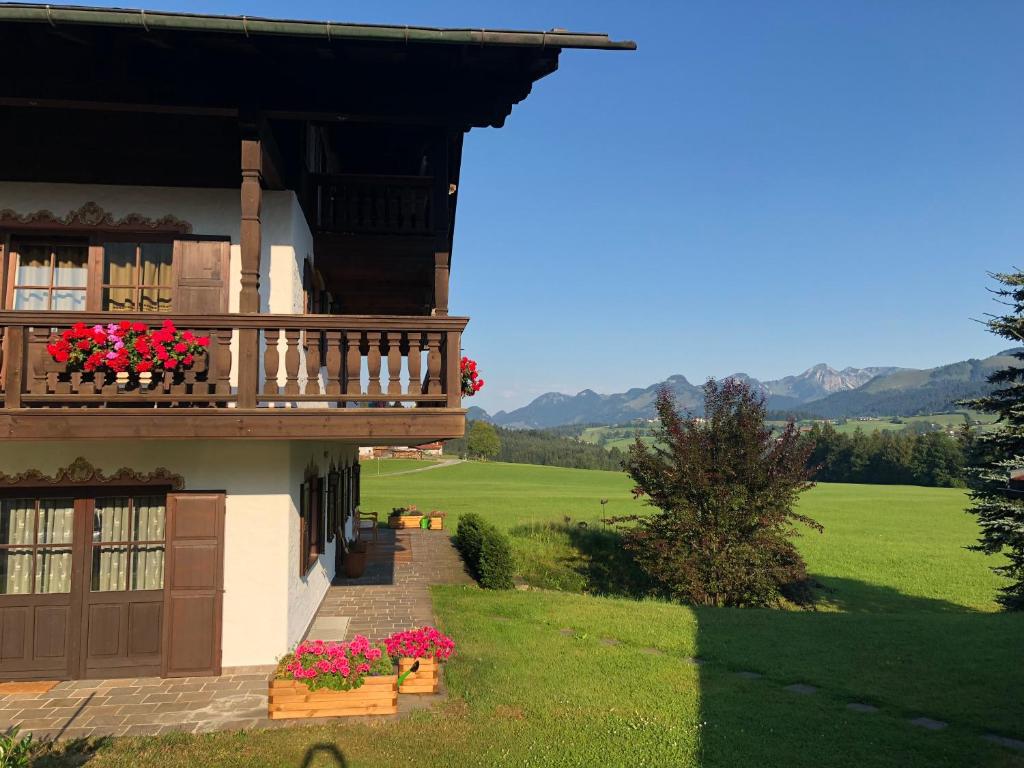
[79,493,167,679]
[0,495,79,679]
[162,493,224,678]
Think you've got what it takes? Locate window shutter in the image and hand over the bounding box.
[171,238,229,314]
[162,493,225,678]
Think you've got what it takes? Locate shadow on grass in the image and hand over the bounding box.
[299,743,348,767]
[28,736,111,767]
[509,520,653,598]
[695,579,1023,767]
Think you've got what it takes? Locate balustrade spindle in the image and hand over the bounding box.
[366,331,382,397]
[344,331,362,397]
[284,329,301,397]
[305,330,322,396]
[262,328,280,396]
[324,330,342,396]
[405,331,422,397]
[214,328,232,397]
[30,328,49,395]
[387,333,402,396]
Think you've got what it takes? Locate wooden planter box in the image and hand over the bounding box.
[428,517,444,530]
[398,657,440,694]
[389,514,423,529]
[268,675,398,719]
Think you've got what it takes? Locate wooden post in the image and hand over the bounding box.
[4,325,23,409]
[238,132,263,409]
[433,252,450,316]
[444,331,461,408]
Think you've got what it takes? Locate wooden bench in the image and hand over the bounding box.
[357,511,379,543]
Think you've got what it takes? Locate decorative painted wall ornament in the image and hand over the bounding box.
[0,202,193,234]
[0,456,184,489]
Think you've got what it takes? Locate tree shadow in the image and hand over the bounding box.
[695,578,1023,767]
[25,736,112,767]
[509,520,654,598]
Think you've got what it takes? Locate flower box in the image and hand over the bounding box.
[398,657,439,694]
[428,517,444,530]
[389,514,423,529]
[267,675,398,719]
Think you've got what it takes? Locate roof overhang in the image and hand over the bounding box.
[0,4,635,130]
[0,4,636,51]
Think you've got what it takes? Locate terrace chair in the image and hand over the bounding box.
[357,510,379,544]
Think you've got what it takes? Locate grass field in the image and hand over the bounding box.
[35,462,1023,768]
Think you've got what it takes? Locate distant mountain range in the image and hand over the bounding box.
[470,351,1017,429]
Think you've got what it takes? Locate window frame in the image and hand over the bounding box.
[0,486,171,598]
[2,231,176,313]
[88,493,168,594]
[299,476,326,576]
[96,236,176,314]
[4,236,90,312]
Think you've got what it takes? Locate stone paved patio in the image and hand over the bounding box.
[317,526,473,640]
[0,527,472,741]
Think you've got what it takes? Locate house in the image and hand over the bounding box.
[360,442,445,459]
[0,5,633,681]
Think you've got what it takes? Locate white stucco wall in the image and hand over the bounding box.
[0,181,311,317]
[0,439,357,668]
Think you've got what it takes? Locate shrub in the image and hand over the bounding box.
[456,513,487,566]
[0,728,33,768]
[456,513,514,589]
[610,380,820,608]
[478,529,515,589]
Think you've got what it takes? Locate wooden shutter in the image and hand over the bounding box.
[162,492,225,678]
[171,238,230,314]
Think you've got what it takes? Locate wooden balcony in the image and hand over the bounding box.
[314,174,435,236]
[0,312,467,442]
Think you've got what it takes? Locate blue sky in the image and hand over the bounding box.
[89,0,1024,412]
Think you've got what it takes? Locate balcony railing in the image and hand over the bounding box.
[0,312,466,413]
[314,174,434,236]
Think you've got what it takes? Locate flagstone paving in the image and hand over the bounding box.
[0,528,473,741]
[846,703,879,714]
[784,683,818,695]
[910,717,948,731]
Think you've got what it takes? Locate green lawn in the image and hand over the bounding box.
[359,458,447,476]
[34,462,1024,767]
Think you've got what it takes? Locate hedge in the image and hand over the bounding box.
[456,513,514,590]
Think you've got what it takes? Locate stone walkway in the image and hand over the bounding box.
[317,526,474,640]
[0,527,472,741]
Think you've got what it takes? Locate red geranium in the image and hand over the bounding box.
[460,356,485,398]
[46,319,210,379]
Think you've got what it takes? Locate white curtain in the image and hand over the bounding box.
[35,499,73,594]
[93,497,130,592]
[1,499,34,595]
[131,496,166,591]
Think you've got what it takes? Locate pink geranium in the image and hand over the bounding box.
[282,635,392,692]
[384,626,455,661]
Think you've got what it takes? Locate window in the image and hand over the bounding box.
[299,477,325,575]
[0,497,74,594]
[101,241,174,312]
[9,240,89,311]
[91,494,166,592]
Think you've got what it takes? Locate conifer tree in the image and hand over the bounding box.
[963,271,1024,610]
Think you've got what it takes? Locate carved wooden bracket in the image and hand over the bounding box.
[0,202,193,234]
[0,456,184,489]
